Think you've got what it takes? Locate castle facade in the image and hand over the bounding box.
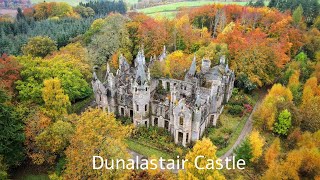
[92,47,235,147]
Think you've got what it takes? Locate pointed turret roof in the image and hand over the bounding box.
[119,54,129,71]
[135,63,147,85]
[135,49,146,66]
[187,54,197,76]
[159,45,167,62]
[195,93,201,107]
[219,55,226,65]
[93,71,98,81]
[106,62,110,73]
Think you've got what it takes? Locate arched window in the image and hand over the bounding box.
[179,117,183,126]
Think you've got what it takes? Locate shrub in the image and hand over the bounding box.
[228,104,245,116]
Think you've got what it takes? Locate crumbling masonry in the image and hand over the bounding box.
[92,47,235,147]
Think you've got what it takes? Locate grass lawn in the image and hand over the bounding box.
[69,94,94,114]
[216,113,249,157]
[137,1,247,18]
[126,139,174,159]
[205,91,259,157]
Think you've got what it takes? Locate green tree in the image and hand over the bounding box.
[274,109,292,135]
[74,6,95,18]
[0,89,25,167]
[16,56,91,103]
[234,138,253,164]
[268,0,320,25]
[16,8,25,21]
[22,36,57,58]
[87,14,132,66]
[0,156,8,180]
[292,5,304,26]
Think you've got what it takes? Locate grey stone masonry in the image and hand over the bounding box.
[92,47,235,147]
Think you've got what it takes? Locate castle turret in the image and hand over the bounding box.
[92,71,107,112]
[104,62,116,113]
[184,55,197,81]
[118,54,130,72]
[159,45,166,62]
[132,52,151,127]
[220,55,226,65]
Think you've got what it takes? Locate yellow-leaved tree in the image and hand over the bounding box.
[248,130,265,162]
[24,110,52,165]
[63,108,132,179]
[264,138,281,167]
[178,138,225,180]
[166,51,192,80]
[300,77,320,132]
[263,130,320,179]
[42,78,71,120]
[253,84,293,131]
[35,120,74,160]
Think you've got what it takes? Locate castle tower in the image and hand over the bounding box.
[92,71,107,112]
[159,45,166,62]
[135,49,146,67]
[191,93,202,141]
[184,55,197,82]
[132,51,151,127]
[104,63,116,113]
[173,99,192,147]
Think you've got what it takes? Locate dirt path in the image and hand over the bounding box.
[218,93,264,162]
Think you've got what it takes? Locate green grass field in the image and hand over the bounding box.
[126,139,174,159]
[137,1,247,18]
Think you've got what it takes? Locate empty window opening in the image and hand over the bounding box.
[130,110,133,118]
[165,120,169,130]
[154,118,158,126]
[120,107,124,116]
[178,132,183,143]
[179,117,184,126]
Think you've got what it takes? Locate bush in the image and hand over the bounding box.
[227,104,245,116]
[212,136,226,148]
[226,88,255,116]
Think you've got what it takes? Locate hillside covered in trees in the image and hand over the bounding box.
[0,0,319,179]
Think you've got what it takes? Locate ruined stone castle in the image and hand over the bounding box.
[92,47,235,147]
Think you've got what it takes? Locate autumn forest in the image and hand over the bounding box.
[0,0,320,179]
